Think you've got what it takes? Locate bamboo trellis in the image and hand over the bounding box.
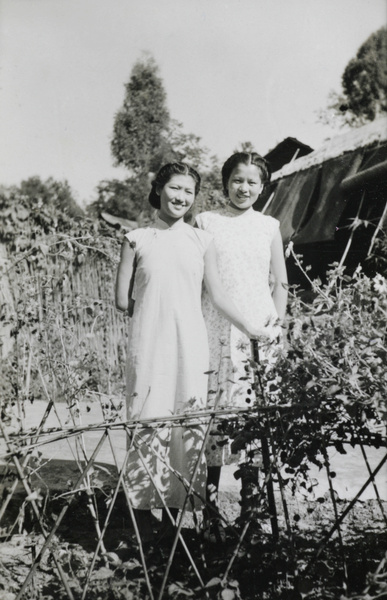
[1,396,386,599]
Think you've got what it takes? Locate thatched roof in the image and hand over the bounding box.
[272,117,387,181]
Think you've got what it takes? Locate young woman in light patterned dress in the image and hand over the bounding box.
[115,162,263,546]
[195,152,288,541]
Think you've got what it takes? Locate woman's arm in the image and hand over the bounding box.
[270,230,288,322]
[115,239,136,312]
[203,242,264,340]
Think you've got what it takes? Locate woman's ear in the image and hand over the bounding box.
[155,185,161,196]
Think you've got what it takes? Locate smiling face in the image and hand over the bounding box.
[226,163,263,211]
[157,174,196,225]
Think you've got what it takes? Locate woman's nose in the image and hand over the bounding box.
[240,180,249,191]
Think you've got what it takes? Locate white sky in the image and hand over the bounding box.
[0,0,385,204]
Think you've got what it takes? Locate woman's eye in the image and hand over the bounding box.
[249,181,257,185]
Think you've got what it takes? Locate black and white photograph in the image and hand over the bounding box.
[0,1,386,598]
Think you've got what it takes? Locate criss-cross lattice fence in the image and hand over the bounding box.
[1,385,386,599]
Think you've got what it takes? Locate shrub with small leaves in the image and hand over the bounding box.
[231,261,386,493]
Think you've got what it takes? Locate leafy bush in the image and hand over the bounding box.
[227,253,386,498]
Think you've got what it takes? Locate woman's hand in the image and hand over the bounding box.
[204,243,284,341]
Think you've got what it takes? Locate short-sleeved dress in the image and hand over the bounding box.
[195,205,280,466]
[124,217,213,509]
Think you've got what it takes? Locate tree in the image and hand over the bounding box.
[320,27,387,127]
[18,176,84,218]
[0,177,85,250]
[87,179,138,220]
[111,54,170,177]
[165,119,212,170]
[342,27,387,121]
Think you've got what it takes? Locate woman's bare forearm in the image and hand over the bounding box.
[272,281,288,322]
[115,240,135,311]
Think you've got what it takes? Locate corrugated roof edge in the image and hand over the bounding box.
[272,116,387,182]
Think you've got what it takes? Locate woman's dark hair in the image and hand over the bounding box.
[221,152,271,197]
[148,162,201,209]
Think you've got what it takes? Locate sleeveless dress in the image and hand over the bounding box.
[124,217,212,509]
[195,206,280,466]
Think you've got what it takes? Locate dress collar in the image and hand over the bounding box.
[223,204,254,217]
[153,215,187,230]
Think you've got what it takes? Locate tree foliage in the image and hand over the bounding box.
[320,27,387,127]
[342,27,387,121]
[111,55,170,176]
[0,177,85,251]
[6,176,84,220]
[87,178,139,220]
[190,154,226,220]
[165,119,212,170]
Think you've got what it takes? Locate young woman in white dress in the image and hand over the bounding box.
[115,162,263,545]
[196,152,288,541]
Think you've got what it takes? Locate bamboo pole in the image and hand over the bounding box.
[80,424,156,600]
[105,427,155,599]
[367,197,387,258]
[156,391,225,600]
[15,430,108,599]
[338,190,366,270]
[306,451,387,571]
[251,340,279,539]
[0,422,75,600]
[359,443,387,527]
[320,436,348,587]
